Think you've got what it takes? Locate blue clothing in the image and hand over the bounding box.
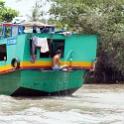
[52,65,66,71]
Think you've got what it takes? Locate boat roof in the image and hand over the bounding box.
[0,21,55,28]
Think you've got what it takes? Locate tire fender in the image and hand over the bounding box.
[11,58,20,69]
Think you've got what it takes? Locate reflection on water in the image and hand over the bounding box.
[0,84,124,124]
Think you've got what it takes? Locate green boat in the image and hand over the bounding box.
[0,22,97,96]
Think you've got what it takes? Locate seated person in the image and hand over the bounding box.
[52,50,68,71]
[33,26,37,33]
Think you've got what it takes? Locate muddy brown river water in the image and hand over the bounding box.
[0,84,124,124]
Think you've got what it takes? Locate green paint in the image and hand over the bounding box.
[0,69,85,95]
[23,33,97,62]
[20,70,84,92]
[0,33,97,96]
[0,71,20,95]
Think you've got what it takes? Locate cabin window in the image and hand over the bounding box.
[40,27,49,33]
[11,26,18,36]
[40,39,65,58]
[0,26,11,38]
[6,27,11,38]
[0,44,7,61]
[0,25,4,39]
[19,26,23,34]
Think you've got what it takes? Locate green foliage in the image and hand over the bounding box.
[0,0,19,22]
[48,0,124,72]
[26,1,44,21]
[14,0,124,73]
[14,0,124,83]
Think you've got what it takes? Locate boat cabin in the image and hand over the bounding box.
[0,22,55,39]
[0,21,97,74]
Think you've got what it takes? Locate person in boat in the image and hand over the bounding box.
[33,26,37,33]
[52,49,68,71]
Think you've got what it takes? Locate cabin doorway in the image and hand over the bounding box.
[40,39,65,58]
[0,44,7,67]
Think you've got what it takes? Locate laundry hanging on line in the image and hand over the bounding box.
[33,36,49,53]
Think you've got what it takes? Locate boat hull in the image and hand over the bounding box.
[0,69,86,96]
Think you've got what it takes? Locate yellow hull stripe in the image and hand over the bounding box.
[0,61,92,72]
[20,61,92,66]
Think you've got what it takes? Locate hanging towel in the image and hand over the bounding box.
[37,37,49,53]
[32,36,49,53]
[33,36,39,46]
